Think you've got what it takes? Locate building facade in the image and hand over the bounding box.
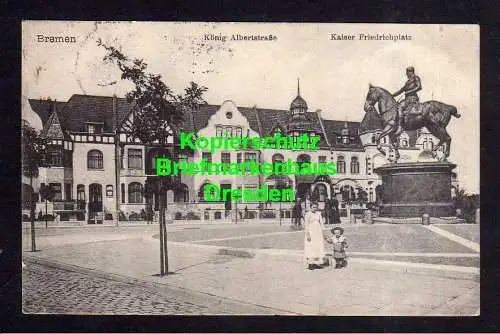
[22,84,454,222]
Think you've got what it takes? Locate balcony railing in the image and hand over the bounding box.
[53,200,86,211]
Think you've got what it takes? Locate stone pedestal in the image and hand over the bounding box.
[374,162,456,218]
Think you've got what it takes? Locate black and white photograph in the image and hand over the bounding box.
[21,21,479,316]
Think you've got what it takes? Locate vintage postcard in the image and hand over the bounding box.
[21,21,479,315]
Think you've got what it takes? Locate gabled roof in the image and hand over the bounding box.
[41,110,65,139]
[28,99,66,126]
[359,109,384,134]
[29,95,136,134]
[62,95,135,133]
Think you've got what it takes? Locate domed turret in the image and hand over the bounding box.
[341,122,349,136]
[290,78,307,118]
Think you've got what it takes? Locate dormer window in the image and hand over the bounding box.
[87,122,103,134]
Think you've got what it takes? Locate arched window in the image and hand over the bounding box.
[272,153,285,164]
[337,156,346,174]
[87,150,103,169]
[128,182,143,203]
[401,139,408,147]
[198,183,216,202]
[350,157,360,174]
[313,183,327,202]
[272,153,285,171]
[174,184,189,203]
[371,135,376,144]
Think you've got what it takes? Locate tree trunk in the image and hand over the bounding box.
[162,199,169,274]
[30,177,36,252]
[279,200,282,226]
[158,192,165,276]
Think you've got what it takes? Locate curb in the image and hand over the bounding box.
[22,255,294,315]
[223,247,479,281]
[166,240,479,280]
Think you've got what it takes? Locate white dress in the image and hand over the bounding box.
[304,211,326,265]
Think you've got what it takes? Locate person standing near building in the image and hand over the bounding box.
[331,196,341,224]
[304,202,327,270]
[292,199,302,230]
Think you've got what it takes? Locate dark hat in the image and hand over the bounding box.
[331,226,344,234]
[406,66,415,72]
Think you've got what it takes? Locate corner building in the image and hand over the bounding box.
[24,83,453,223]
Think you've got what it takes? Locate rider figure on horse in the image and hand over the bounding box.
[392,66,422,131]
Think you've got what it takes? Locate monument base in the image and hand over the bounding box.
[374,161,456,218]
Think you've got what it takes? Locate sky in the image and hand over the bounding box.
[22,22,479,193]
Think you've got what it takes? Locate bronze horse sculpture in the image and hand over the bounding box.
[363,84,461,162]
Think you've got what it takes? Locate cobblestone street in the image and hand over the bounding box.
[22,262,274,315]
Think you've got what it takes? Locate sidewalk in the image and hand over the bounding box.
[23,233,479,316]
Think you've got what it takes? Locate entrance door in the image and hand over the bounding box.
[296,183,311,201]
[220,184,232,213]
[88,183,103,224]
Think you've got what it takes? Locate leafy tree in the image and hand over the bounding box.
[22,121,47,251]
[98,39,207,276]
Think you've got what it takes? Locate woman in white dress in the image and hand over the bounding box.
[304,202,326,270]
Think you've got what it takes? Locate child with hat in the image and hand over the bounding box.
[325,226,348,269]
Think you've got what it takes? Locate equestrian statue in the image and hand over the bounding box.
[363,66,461,162]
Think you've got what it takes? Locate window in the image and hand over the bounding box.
[226,111,233,119]
[318,156,327,164]
[86,123,103,134]
[76,184,85,209]
[224,126,232,138]
[106,185,113,197]
[272,153,284,164]
[237,153,242,163]
[178,153,188,162]
[174,184,189,203]
[199,183,216,202]
[234,127,242,138]
[49,183,62,200]
[121,183,125,203]
[77,185,85,201]
[371,135,376,144]
[216,126,223,137]
[128,182,143,203]
[65,183,72,200]
[221,152,231,164]
[128,149,142,169]
[313,184,327,202]
[202,152,212,163]
[337,156,346,174]
[424,139,434,151]
[366,157,371,175]
[369,188,374,202]
[48,147,63,166]
[244,152,257,163]
[350,157,360,174]
[87,150,103,169]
